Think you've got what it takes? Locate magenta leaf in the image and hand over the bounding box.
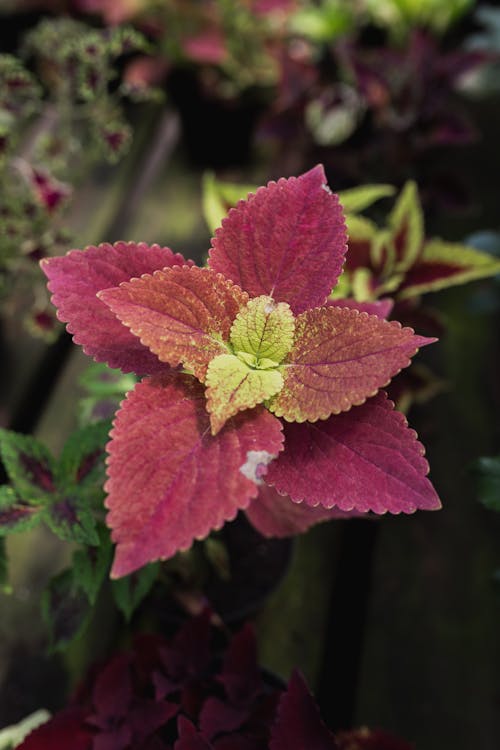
[269,670,337,750]
[106,372,284,577]
[99,266,248,382]
[208,165,347,314]
[270,307,434,421]
[266,392,441,513]
[245,484,361,538]
[41,242,192,374]
[175,717,213,750]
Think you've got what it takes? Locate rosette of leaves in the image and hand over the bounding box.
[42,165,441,579]
[17,611,413,750]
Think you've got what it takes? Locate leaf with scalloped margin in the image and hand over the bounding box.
[326,297,393,319]
[106,371,284,577]
[245,483,362,538]
[266,391,441,514]
[397,239,500,299]
[230,296,295,364]
[269,306,434,422]
[205,354,284,435]
[269,670,336,750]
[99,266,248,382]
[41,242,192,374]
[209,165,347,314]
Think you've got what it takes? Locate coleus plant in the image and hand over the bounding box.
[42,165,440,578]
[18,610,414,750]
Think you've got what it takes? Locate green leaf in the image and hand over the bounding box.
[41,568,92,651]
[475,457,500,512]
[56,420,110,498]
[79,362,137,398]
[111,561,159,621]
[230,295,295,364]
[42,495,99,546]
[397,240,500,299]
[202,172,258,234]
[338,184,395,214]
[0,485,42,536]
[72,526,113,605]
[205,353,284,434]
[345,214,379,241]
[0,430,55,502]
[388,181,424,273]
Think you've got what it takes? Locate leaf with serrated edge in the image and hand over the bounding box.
[43,495,99,545]
[41,242,192,374]
[105,371,284,577]
[230,296,295,364]
[266,391,441,513]
[56,421,110,494]
[209,165,347,314]
[99,266,248,382]
[327,297,394,319]
[397,239,500,299]
[269,306,434,422]
[0,429,55,501]
[205,354,283,435]
[388,181,424,273]
[245,483,362,538]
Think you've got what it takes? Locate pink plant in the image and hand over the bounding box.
[42,165,440,577]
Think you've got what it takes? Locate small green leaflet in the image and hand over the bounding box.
[337,184,395,214]
[111,561,160,621]
[42,567,93,652]
[72,526,113,605]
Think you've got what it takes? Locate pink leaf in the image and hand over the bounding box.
[41,242,192,374]
[106,372,284,577]
[245,484,361,538]
[269,670,337,750]
[266,392,441,514]
[99,266,248,382]
[270,307,434,421]
[209,166,347,314]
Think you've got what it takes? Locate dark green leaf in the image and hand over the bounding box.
[41,568,92,651]
[0,485,42,536]
[42,494,99,545]
[0,429,55,502]
[111,562,159,622]
[475,456,500,512]
[56,421,110,497]
[72,526,113,605]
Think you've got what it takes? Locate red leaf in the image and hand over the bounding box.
[99,266,248,382]
[266,392,441,514]
[18,708,93,750]
[175,717,213,750]
[209,166,347,314]
[106,372,284,577]
[41,242,192,374]
[269,670,337,750]
[270,307,434,421]
[245,484,361,538]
